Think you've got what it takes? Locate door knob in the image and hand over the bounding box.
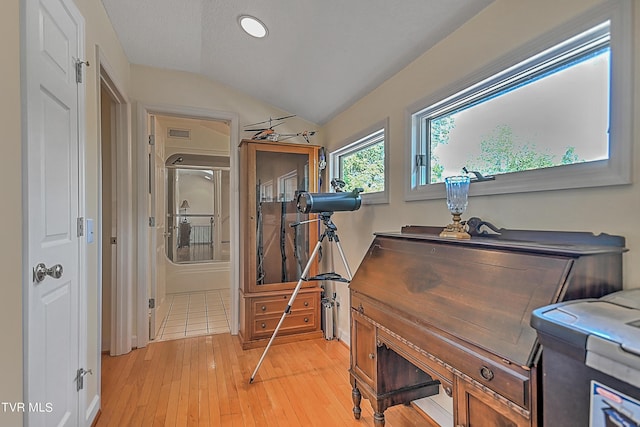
[33,263,63,283]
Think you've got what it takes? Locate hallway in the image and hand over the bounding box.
[155,289,231,342]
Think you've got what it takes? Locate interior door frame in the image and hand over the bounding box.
[136,104,240,348]
[96,47,133,358]
[148,114,158,338]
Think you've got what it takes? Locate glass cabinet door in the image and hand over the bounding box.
[255,150,312,285]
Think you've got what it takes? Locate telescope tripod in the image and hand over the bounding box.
[249,212,353,383]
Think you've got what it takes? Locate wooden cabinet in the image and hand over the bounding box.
[455,377,529,427]
[348,227,626,426]
[238,139,323,349]
[351,314,376,389]
[350,306,440,425]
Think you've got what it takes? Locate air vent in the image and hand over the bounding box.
[168,128,191,139]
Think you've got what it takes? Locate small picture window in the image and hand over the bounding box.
[330,119,389,204]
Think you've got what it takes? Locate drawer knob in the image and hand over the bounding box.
[304,317,309,323]
[304,301,309,307]
[368,353,375,360]
[261,305,266,311]
[444,386,453,397]
[261,323,266,329]
[480,366,494,381]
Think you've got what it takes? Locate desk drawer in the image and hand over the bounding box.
[453,346,530,410]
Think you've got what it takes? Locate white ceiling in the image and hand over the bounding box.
[101,0,493,125]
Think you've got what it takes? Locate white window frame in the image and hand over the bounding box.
[259,179,273,202]
[277,170,297,201]
[330,118,389,204]
[405,0,632,201]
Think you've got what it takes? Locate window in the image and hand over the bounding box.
[278,170,298,201]
[330,118,389,204]
[407,1,632,200]
[259,180,273,202]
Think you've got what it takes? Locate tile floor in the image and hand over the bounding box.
[155,289,231,342]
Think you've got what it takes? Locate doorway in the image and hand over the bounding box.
[100,82,116,355]
[136,107,240,347]
[98,56,134,357]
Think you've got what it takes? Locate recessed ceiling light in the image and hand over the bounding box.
[238,15,268,38]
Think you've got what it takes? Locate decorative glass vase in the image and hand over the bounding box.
[440,175,471,239]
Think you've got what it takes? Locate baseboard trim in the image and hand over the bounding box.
[337,327,350,347]
[86,394,100,427]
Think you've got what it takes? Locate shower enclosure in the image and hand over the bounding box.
[165,154,230,264]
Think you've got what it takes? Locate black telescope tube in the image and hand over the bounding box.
[296,189,362,214]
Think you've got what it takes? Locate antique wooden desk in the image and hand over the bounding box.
[349,225,626,426]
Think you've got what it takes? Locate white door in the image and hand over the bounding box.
[149,115,168,340]
[148,115,158,338]
[23,0,85,424]
[153,119,168,339]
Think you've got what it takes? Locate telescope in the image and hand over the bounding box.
[251,187,360,383]
[296,188,364,214]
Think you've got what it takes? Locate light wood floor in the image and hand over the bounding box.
[96,334,429,426]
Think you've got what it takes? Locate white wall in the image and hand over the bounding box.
[0,1,24,426]
[129,64,319,140]
[162,116,231,157]
[322,0,640,341]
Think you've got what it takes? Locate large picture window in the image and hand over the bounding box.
[406,1,631,200]
[330,118,389,204]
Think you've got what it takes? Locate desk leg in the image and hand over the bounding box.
[352,386,362,420]
[373,412,385,427]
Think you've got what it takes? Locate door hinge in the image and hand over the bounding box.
[415,154,427,167]
[149,298,155,309]
[149,217,155,227]
[76,368,92,392]
[75,60,89,84]
[148,134,155,145]
[77,217,84,237]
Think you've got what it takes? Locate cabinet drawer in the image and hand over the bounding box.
[252,311,317,338]
[252,294,316,317]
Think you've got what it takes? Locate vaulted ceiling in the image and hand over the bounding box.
[101,0,493,124]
